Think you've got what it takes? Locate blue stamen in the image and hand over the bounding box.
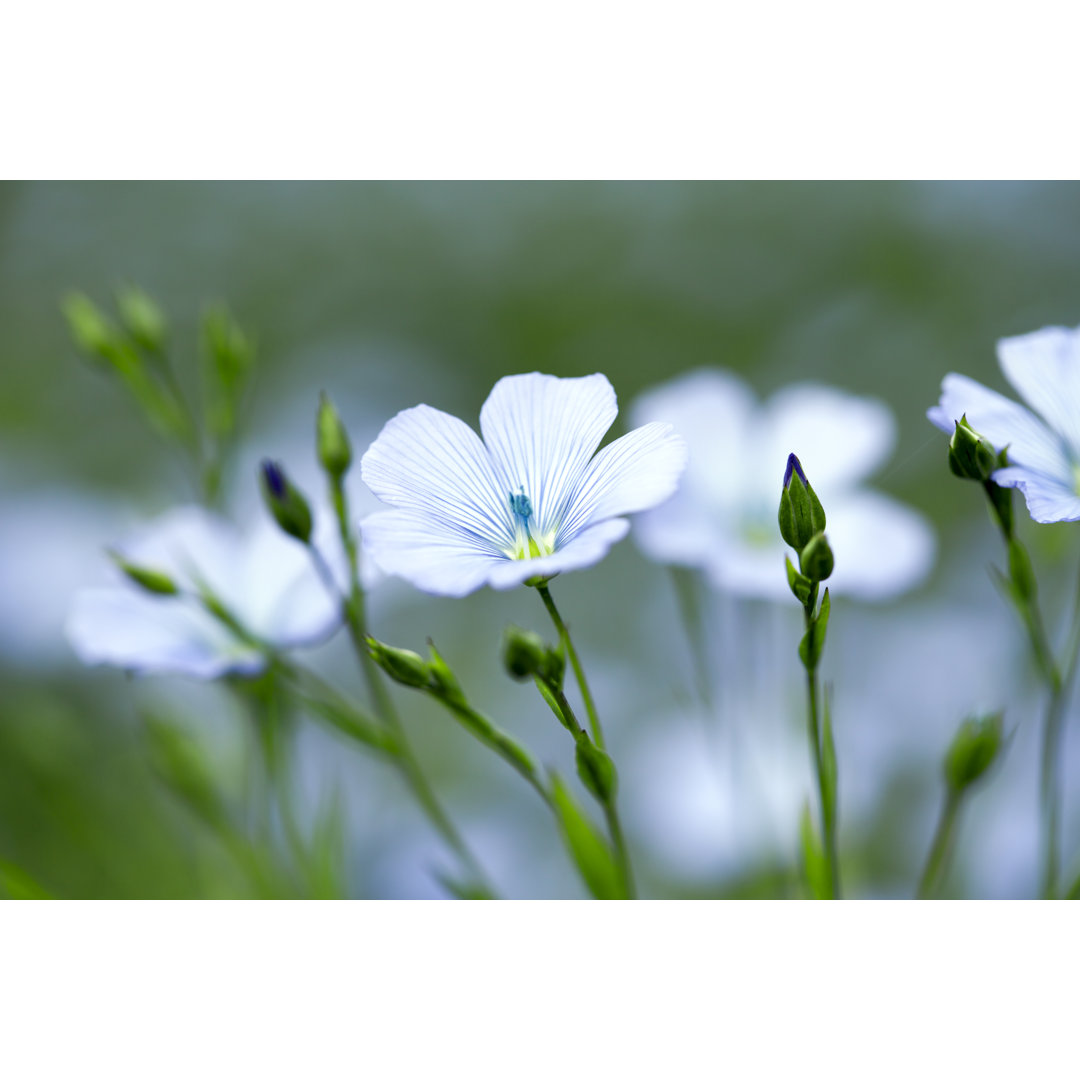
[509,487,533,522]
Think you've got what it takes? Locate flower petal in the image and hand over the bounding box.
[927,373,1069,482]
[630,368,758,510]
[824,492,936,599]
[632,488,717,568]
[998,326,1080,458]
[479,373,617,535]
[360,508,507,597]
[992,466,1080,523]
[762,383,895,493]
[361,403,512,552]
[117,506,240,592]
[558,422,687,542]
[486,519,631,590]
[66,589,265,678]
[242,517,342,647]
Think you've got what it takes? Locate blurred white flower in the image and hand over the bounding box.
[66,506,341,678]
[631,370,935,601]
[360,372,687,597]
[928,324,1080,523]
[0,487,135,668]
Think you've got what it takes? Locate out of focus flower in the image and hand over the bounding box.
[928,325,1080,523]
[0,487,135,669]
[360,372,687,597]
[66,506,340,678]
[631,370,934,600]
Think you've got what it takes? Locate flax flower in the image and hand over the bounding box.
[928,325,1080,523]
[360,372,687,597]
[67,506,341,678]
[631,370,934,601]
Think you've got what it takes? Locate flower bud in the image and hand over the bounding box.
[108,550,179,596]
[799,531,834,582]
[576,737,618,803]
[944,712,1004,793]
[366,637,431,689]
[116,285,167,354]
[426,640,466,706]
[502,625,549,681]
[778,453,826,552]
[316,392,353,480]
[260,460,313,543]
[948,416,998,482]
[63,293,120,360]
[202,306,255,381]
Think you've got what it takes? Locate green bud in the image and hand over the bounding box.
[799,531,835,582]
[502,625,549,681]
[543,641,566,690]
[944,712,1004,792]
[63,293,120,359]
[116,285,167,353]
[575,737,618,803]
[948,416,998,482]
[779,453,826,552]
[366,637,431,689]
[108,550,179,596]
[202,305,255,382]
[260,460,313,543]
[426,640,466,706]
[316,392,353,480]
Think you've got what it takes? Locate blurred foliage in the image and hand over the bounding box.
[4,182,1080,897]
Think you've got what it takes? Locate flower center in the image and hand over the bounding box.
[507,488,556,561]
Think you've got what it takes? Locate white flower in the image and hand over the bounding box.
[630,370,935,601]
[66,506,341,678]
[359,372,688,597]
[928,325,1080,523]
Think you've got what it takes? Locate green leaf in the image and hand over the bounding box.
[799,804,831,901]
[798,589,830,670]
[535,677,574,733]
[144,714,227,829]
[785,556,812,604]
[1007,539,1037,604]
[435,874,496,900]
[550,774,626,900]
[0,859,53,900]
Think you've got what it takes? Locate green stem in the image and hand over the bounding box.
[803,597,840,900]
[916,789,961,899]
[669,567,714,711]
[536,583,605,750]
[440,698,552,808]
[325,476,493,894]
[537,663,636,899]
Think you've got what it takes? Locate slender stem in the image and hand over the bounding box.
[917,790,961,899]
[669,567,715,711]
[536,583,605,749]
[536,650,636,899]
[441,699,553,808]
[324,475,492,893]
[803,597,840,900]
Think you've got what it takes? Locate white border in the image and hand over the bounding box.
[2,902,1075,1077]
[6,2,1080,178]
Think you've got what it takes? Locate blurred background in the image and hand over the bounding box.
[3,180,1080,899]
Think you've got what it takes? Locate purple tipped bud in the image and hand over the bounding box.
[261,460,287,499]
[784,452,807,489]
[259,460,312,543]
